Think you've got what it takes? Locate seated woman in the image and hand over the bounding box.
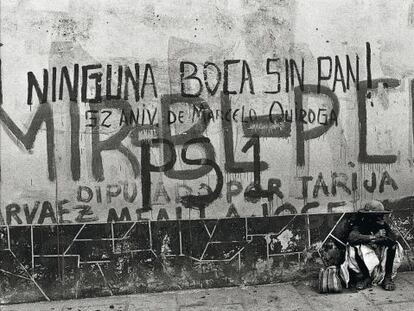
[340,200,403,291]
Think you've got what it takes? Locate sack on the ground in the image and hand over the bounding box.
[318,265,343,293]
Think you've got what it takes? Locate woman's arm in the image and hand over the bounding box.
[348,227,375,245]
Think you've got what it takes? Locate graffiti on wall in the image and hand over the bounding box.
[0,39,411,224]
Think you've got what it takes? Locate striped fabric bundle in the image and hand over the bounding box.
[319,266,343,294]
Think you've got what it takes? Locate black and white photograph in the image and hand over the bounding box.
[0,0,413,310]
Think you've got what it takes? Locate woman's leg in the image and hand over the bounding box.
[383,244,397,291]
[354,247,372,290]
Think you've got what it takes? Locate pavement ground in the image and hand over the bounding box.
[2,271,414,311]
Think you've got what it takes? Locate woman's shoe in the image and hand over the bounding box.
[355,277,372,290]
[382,277,396,291]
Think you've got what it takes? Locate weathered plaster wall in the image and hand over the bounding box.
[2,0,414,222]
[1,0,414,304]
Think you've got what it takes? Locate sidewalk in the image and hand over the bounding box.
[2,272,414,311]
